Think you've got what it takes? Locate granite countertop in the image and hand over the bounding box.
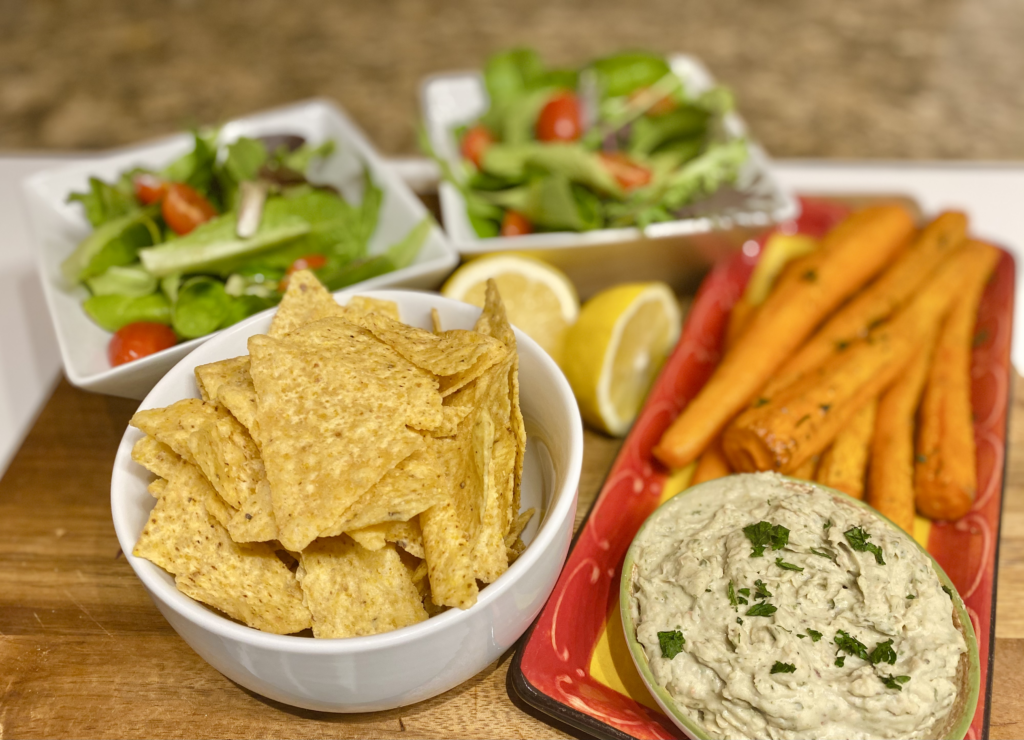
[0,0,1021,160]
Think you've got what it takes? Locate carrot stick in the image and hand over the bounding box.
[726,236,819,349]
[915,241,1001,520]
[653,205,915,469]
[764,213,965,395]
[692,437,732,485]
[721,241,992,474]
[869,339,936,533]
[790,453,821,481]
[817,398,877,500]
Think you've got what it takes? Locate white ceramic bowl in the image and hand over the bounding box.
[420,54,798,299]
[110,289,583,712]
[23,99,458,400]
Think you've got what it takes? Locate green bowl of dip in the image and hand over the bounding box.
[620,472,980,740]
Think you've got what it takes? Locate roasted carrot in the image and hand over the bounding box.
[869,339,936,533]
[915,241,1001,520]
[817,398,877,500]
[790,453,821,482]
[765,213,965,395]
[726,235,819,349]
[692,437,732,485]
[721,241,993,474]
[653,206,915,469]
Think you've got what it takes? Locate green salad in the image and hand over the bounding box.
[63,131,429,366]
[432,48,748,237]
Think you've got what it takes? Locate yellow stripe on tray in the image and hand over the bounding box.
[588,464,695,712]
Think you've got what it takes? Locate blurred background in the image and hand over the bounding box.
[1,0,1022,159]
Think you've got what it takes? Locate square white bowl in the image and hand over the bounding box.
[23,99,458,400]
[110,289,583,711]
[420,54,799,298]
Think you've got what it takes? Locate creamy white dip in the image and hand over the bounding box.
[630,473,966,740]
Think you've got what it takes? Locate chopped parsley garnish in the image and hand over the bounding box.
[906,594,916,599]
[823,519,833,531]
[743,521,789,557]
[835,656,845,667]
[737,617,743,625]
[810,548,832,559]
[881,675,911,691]
[834,630,869,662]
[754,397,770,408]
[753,579,773,599]
[942,585,954,599]
[746,603,778,617]
[727,581,738,608]
[869,639,897,666]
[844,526,885,565]
[705,588,711,593]
[797,634,806,639]
[776,558,804,572]
[738,588,750,596]
[770,661,796,674]
[807,629,822,642]
[658,630,685,659]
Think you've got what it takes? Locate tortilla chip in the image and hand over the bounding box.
[507,537,527,564]
[438,349,504,398]
[195,356,250,404]
[147,478,168,498]
[347,295,400,321]
[505,507,535,551]
[268,269,346,338]
[431,307,443,334]
[249,320,440,551]
[348,519,425,559]
[296,537,428,638]
[227,479,277,544]
[133,464,310,635]
[132,435,186,481]
[420,409,491,609]
[130,399,233,465]
[343,310,508,379]
[324,440,446,536]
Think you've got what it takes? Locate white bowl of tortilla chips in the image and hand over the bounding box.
[109,271,583,712]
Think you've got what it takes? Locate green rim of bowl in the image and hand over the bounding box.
[619,474,982,740]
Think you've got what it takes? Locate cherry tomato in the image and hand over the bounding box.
[108,322,178,367]
[133,174,167,205]
[599,152,652,191]
[286,254,328,275]
[536,93,582,142]
[500,210,533,237]
[460,125,494,169]
[162,183,217,235]
[628,87,676,116]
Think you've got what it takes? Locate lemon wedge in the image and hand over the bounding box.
[441,255,579,363]
[562,282,681,437]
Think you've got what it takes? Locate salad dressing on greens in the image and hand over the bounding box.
[630,473,966,740]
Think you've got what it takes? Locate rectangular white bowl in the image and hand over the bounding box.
[22,99,458,399]
[420,54,798,298]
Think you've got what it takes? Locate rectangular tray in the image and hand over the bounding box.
[509,196,1015,740]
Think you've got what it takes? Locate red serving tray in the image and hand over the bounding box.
[509,197,1015,740]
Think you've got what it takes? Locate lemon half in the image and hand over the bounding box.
[562,283,682,437]
[441,255,579,363]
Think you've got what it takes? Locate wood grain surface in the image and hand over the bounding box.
[0,374,1020,739]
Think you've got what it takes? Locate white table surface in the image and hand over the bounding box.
[1,156,1022,480]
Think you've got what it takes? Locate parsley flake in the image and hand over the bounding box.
[737,617,743,625]
[738,588,750,597]
[658,630,685,659]
[869,639,897,666]
[746,603,778,617]
[770,661,796,674]
[776,558,804,572]
[906,594,916,599]
[824,519,833,531]
[881,675,911,691]
[844,526,885,565]
[835,656,845,667]
[942,585,954,600]
[834,630,869,662]
[727,581,738,608]
[807,629,822,642]
[743,521,790,557]
[810,548,832,559]
[754,397,770,408]
[753,579,773,599]
[797,634,806,639]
